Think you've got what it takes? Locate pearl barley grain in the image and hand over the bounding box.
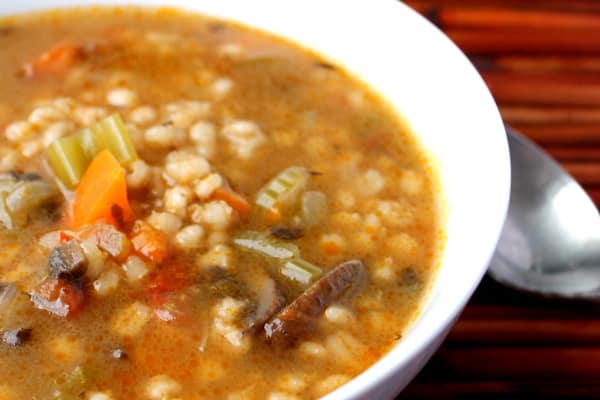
[129,105,157,125]
[107,88,138,108]
[175,225,205,250]
[5,121,35,142]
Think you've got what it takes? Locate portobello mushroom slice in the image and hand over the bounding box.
[2,327,32,346]
[244,275,285,333]
[0,174,59,229]
[264,259,367,347]
[269,226,304,241]
[48,240,88,280]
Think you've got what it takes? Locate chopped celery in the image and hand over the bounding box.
[280,258,322,285]
[255,166,310,213]
[48,113,137,187]
[78,128,99,161]
[233,231,299,259]
[92,114,137,165]
[301,191,327,227]
[47,134,88,188]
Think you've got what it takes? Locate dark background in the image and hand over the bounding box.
[398,1,600,398]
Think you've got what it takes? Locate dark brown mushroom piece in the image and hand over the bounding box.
[244,275,285,333]
[269,226,304,241]
[399,267,421,293]
[0,175,60,230]
[112,348,128,360]
[30,278,85,318]
[2,327,32,346]
[48,240,88,280]
[263,259,367,348]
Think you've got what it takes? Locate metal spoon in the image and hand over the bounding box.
[488,126,600,300]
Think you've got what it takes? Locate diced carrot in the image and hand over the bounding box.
[321,240,341,256]
[59,231,75,244]
[22,42,83,78]
[210,187,251,217]
[130,220,168,264]
[265,207,282,223]
[72,150,133,229]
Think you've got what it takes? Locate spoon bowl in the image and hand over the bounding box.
[489,126,600,299]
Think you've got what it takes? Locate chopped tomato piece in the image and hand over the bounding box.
[130,221,168,264]
[32,279,84,317]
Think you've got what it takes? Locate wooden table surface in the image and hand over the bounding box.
[398,1,600,398]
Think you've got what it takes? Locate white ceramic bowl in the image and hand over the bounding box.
[0,1,511,398]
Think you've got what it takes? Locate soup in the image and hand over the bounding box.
[0,7,444,400]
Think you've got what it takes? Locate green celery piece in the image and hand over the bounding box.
[47,134,88,188]
[255,166,310,212]
[92,114,137,165]
[78,128,99,162]
[233,231,299,260]
[48,113,137,187]
[280,258,322,285]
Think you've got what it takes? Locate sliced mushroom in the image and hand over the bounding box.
[0,176,59,230]
[48,240,88,280]
[269,226,304,241]
[264,259,367,347]
[31,278,84,318]
[2,327,32,346]
[244,275,285,332]
[112,348,129,360]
